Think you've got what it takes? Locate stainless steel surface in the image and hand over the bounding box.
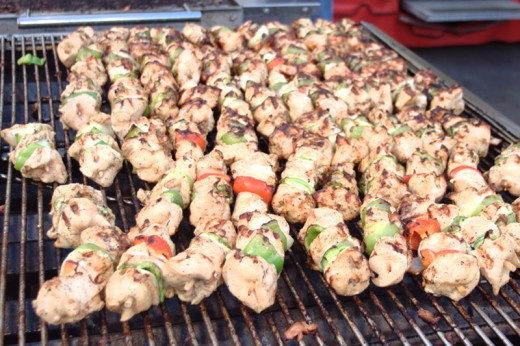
[0,27,519,345]
[237,0,321,24]
[403,0,520,22]
[17,11,203,27]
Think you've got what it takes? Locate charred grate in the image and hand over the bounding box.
[0,31,518,346]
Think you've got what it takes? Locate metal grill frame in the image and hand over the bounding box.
[0,26,519,346]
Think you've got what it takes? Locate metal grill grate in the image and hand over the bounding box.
[0,30,519,346]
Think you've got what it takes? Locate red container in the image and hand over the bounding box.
[333,0,520,47]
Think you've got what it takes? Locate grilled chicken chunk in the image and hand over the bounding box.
[121,117,174,183]
[57,26,97,68]
[1,123,67,184]
[164,218,236,304]
[47,184,115,248]
[487,142,520,196]
[68,113,123,187]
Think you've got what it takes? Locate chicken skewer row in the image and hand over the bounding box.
[105,224,176,321]
[57,27,108,131]
[127,26,181,124]
[272,133,333,223]
[57,26,98,68]
[224,152,295,313]
[47,183,116,248]
[121,117,174,183]
[486,142,520,196]
[299,207,370,296]
[359,197,412,287]
[99,28,148,140]
[33,226,130,324]
[162,150,236,304]
[68,112,123,187]
[445,143,519,295]
[0,123,68,184]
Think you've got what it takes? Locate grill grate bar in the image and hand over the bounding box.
[469,299,514,346]
[285,247,347,345]
[215,291,240,346]
[509,279,520,295]
[274,292,306,346]
[17,35,29,346]
[34,35,49,346]
[398,283,452,346]
[279,271,325,346]
[315,275,369,346]
[181,302,199,345]
[239,304,261,346]
[0,36,11,346]
[477,285,520,336]
[369,291,411,345]
[411,277,472,346]
[159,304,177,346]
[500,286,520,316]
[451,300,494,345]
[385,288,434,346]
[198,302,219,346]
[265,313,284,346]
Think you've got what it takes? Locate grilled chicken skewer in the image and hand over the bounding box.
[223,152,295,313]
[300,207,370,295]
[57,26,97,68]
[0,123,67,184]
[105,224,175,321]
[33,226,129,324]
[68,112,123,187]
[486,142,520,196]
[47,183,116,248]
[121,117,174,183]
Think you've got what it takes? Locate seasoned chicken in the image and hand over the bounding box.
[164,218,236,304]
[68,113,123,187]
[57,26,97,68]
[423,253,480,301]
[487,142,520,196]
[79,226,130,263]
[121,117,174,183]
[223,250,278,313]
[47,184,115,248]
[59,78,102,131]
[369,234,411,287]
[1,123,67,184]
[106,224,175,321]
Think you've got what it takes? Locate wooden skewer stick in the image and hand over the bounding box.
[457,285,467,296]
[504,260,517,272]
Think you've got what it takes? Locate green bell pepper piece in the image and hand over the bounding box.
[348,126,367,139]
[14,140,50,170]
[361,198,391,228]
[125,125,147,139]
[281,177,315,194]
[162,189,184,209]
[117,261,165,303]
[76,47,102,61]
[199,232,231,249]
[304,225,325,251]
[73,243,112,259]
[262,220,288,251]
[472,194,504,216]
[61,91,98,106]
[389,125,412,136]
[320,242,354,271]
[220,132,247,145]
[242,234,284,275]
[17,53,46,66]
[364,222,400,255]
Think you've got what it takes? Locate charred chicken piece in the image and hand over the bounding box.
[1,123,67,184]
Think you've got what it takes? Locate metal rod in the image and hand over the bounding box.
[17,11,202,27]
[476,286,520,336]
[468,300,514,346]
[0,36,14,346]
[18,35,28,346]
[385,288,433,346]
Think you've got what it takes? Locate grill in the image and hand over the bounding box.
[0,22,519,346]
